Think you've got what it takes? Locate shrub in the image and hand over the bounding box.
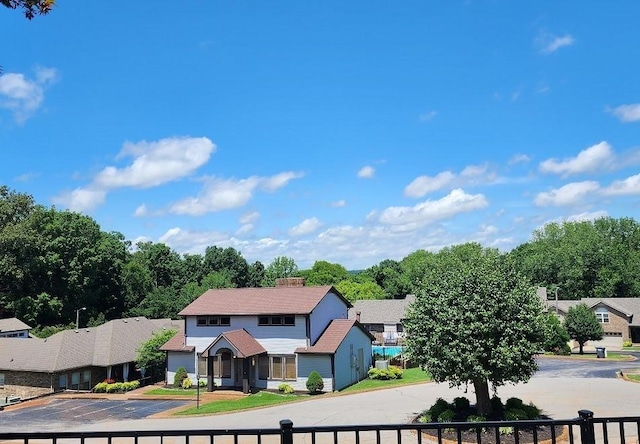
[174,367,188,388]
[499,426,514,435]
[505,397,524,410]
[93,382,108,393]
[522,402,541,420]
[105,382,124,393]
[623,340,633,348]
[438,408,455,423]
[504,408,527,421]
[123,380,140,392]
[198,379,207,388]
[306,370,324,393]
[490,395,504,416]
[182,377,193,389]
[389,366,404,379]
[428,398,453,421]
[453,396,470,412]
[278,383,294,394]
[467,415,486,433]
[417,411,432,423]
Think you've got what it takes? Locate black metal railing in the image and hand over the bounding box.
[2,410,640,444]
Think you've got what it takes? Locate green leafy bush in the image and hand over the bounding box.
[504,408,527,421]
[490,395,504,416]
[278,383,295,394]
[93,382,108,393]
[198,379,207,388]
[122,380,140,392]
[306,370,324,393]
[623,340,633,348]
[174,367,188,388]
[467,415,486,433]
[367,366,404,380]
[453,396,470,411]
[417,411,432,423]
[428,397,453,422]
[505,397,524,410]
[182,377,193,389]
[106,382,124,393]
[438,408,455,422]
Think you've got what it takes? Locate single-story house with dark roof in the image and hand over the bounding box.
[0,317,32,338]
[161,279,374,393]
[0,317,180,400]
[547,297,640,349]
[347,295,415,345]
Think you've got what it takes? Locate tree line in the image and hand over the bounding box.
[2,186,640,334]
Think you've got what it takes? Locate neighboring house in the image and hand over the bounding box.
[0,318,32,338]
[548,298,640,348]
[161,279,374,393]
[347,295,415,345]
[0,317,180,400]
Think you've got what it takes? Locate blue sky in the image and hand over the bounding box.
[1,2,639,270]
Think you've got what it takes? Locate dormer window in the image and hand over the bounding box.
[595,307,609,323]
[196,316,230,326]
[258,316,295,326]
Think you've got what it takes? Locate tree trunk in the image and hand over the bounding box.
[473,378,492,417]
[579,342,584,354]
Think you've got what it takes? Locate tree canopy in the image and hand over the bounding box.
[564,303,603,354]
[136,329,177,381]
[1,0,54,19]
[405,243,544,416]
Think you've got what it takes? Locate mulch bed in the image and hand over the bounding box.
[420,424,566,444]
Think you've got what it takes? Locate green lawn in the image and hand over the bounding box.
[175,391,300,415]
[570,352,634,360]
[623,346,640,351]
[144,387,198,396]
[625,374,640,382]
[340,367,431,393]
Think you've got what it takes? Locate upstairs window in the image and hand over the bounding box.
[196,316,230,326]
[258,316,295,326]
[595,307,609,323]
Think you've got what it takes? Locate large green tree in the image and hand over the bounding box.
[405,243,544,416]
[136,329,177,382]
[564,303,603,354]
[262,256,299,287]
[301,260,349,286]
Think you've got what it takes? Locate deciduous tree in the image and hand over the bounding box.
[405,243,544,416]
[564,303,603,354]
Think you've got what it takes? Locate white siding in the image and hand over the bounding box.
[309,292,349,343]
[333,327,373,391]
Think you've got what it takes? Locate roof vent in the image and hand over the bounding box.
[275,277,306,288]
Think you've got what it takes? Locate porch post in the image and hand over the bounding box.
[207,354,214,392]
[106,366,112,380]
[123,363,129,382]
[242,358,250,394]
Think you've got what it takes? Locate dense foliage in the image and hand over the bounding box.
[306,370,324,393]
[405,243,545,416]
[135,329,177,381]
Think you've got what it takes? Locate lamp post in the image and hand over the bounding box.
[554,287,560,316]
[76,307,86,330]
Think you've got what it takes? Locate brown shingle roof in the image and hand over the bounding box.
[179,285,350,316]
[205,329,266,358]
[0,317,32,333]
[296,319,373,354]
[160,331,194,352]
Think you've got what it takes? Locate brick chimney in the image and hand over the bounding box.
[275,277,306,288]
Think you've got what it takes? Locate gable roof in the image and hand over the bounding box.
[552,298,640,325]
[179,285,350,316]
[348,295,416,324]
[296,319,374,354]
[202,329,267,358]
[0,317,181,373]
[160,330,194,352]
[0,317,32,333]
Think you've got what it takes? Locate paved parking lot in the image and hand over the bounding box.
[0,399,188,432]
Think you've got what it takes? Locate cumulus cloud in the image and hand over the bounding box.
[419,110,437,122]
[95,137,215,188]
[288,217,322,237]
[239,211,260,225]
[133,204,148,217]
[331,199,346,208]
[539,142,614,177]
[534,181,600,207]
[536,32,575,54]
[602,174,640,196]
[52,187,107,212]
[565,211,609,222]
[357,166,375,179]
[608,103,640,123]
[509,154,532,165]
[378,188,488,229]
[169,172,303,216]
[0,66,58,123]
[404,164,494,198]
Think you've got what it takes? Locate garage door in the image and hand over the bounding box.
[588,335,623,350]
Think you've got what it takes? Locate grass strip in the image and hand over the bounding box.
[340,367,431,393]
[175,391,300,415]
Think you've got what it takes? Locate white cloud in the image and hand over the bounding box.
[378,188,489,228]
[235,224,254,235]
[404,164,495,198]
[331,199,346,208]
[95,137,215,188]
[536,32,575,54]
[357,166,375,179]
[133,204,148,217]
[170,172,303,215]
[288,217,322,237]
[565,211,609,222]
[608,103,640,123]
[539,141,614,177]
[419,110,437,122]
[534,181,600,207]
[509,154,531,165]
[602,174,640,196]
[404,171,455,197]
[239,211,260,225]
[0,67,58,123]
[52,187,106,212]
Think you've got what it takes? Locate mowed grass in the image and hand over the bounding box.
[176,391,301,415]
[625,374,640,382]
[340,367,431,393]
[145,387,198,396]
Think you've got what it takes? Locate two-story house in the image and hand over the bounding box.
[161,280,374,393]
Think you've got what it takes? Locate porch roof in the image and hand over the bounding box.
[203,329,266,358]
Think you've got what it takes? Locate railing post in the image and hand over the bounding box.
[280,419,294,444]
[578,409,595,444]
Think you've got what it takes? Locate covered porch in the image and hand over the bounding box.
[201,329,267,394]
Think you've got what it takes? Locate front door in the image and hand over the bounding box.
[235,358,243,387]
